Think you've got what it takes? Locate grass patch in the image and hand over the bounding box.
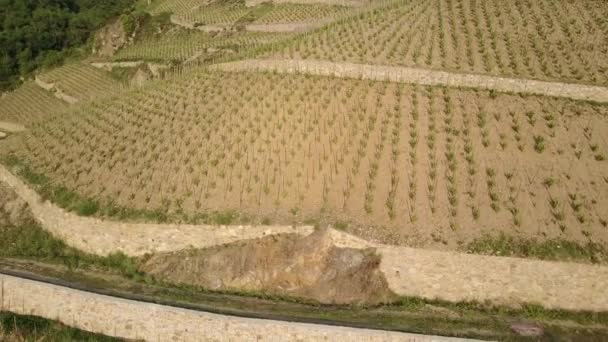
[466,233,608,264]
[333,220,348,230]
[0,311,122,341]
[0,218,143,280]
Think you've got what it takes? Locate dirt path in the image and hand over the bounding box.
[1,164,608,312]
[0,274,473,341]
[211,59,608,103]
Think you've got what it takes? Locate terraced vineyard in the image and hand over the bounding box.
[177,2,250,25]
[0,82,69,126]
[38,63,124,102]
[148,0,205,17]
[12,70,608,248]
[254,3,349,24]
[268,0,608,85]
[150,0,356,29]
[3,0,608,338]
[114,30,291,62]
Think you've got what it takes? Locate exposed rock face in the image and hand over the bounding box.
[140,228,396,304]
[93,19,127,57]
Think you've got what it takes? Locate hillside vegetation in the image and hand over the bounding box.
[7,68,607,248]
[0,82,69,126]
[0,0,135,90]
[0,0,607,253]
[267,0,608,85]
[149,0,349,26]
[113,30,291,62]
[37,63,125,102]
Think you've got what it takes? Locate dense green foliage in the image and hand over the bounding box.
[0,0,134,90]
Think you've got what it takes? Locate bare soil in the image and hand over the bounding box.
[140,228,396,304]
[15,70,608,251]
[269,0,608,86]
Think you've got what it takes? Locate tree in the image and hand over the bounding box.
[0,0,134,90]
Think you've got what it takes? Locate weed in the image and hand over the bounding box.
[466,234,608,264]
[334,221,348,230]
[533,135,545,153]
[0,312,120,341]
[543,177,556,188]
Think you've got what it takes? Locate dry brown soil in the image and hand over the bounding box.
[15,70,608,251]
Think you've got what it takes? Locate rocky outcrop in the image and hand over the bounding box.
[93,19,127,57]
[140,229,396,304]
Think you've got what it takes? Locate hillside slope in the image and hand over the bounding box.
[7,68,608,249]
[266,0,608,85]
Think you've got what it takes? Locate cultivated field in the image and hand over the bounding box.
[1,0,608,254]
[3,0,608,339]
[147,0,353,29]
[148,0,208,17]
[9,69,608,248]
[254,4,349,24]
[113,30,291,62]
[0,82,69,126]
[37,63,124,102]
[151,0,352,26]
[268,0,608,85]
[177,1,250,26]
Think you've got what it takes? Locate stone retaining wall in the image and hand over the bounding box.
[212,59,608,103]
[0,274,470,341]
[2,164,608,312]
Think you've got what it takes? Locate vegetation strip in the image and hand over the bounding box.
[0,311,120,341]
[0,272,472,341]
[0,163,312,257]
[2,163,608,312]
[211,59,608,102]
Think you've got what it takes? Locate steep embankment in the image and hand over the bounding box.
[1,165,608,311]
